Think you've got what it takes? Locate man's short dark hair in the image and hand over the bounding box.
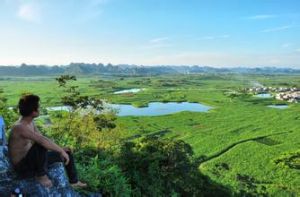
[18,94,40,117]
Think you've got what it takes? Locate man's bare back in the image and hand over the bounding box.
[8,120,35,166]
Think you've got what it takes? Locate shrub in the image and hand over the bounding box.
[76,152,131,197]
[118,136,230,197]
[0,89,18,130]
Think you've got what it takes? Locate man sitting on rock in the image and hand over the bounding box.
[8,94,86,188]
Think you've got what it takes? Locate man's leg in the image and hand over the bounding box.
[15,143,47,177]
[31,143,48,177]
[14,143,52,187]
[47,150,79,184]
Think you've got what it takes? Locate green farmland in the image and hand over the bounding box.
[1,74,299,196]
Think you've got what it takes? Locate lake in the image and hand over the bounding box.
[113,88,144,94]
[47,102,212,116]
[267,104,288,109]
[254,93,272,98]
[47,106,72,111]
[110,102,212,116]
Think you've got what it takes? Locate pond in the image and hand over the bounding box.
[254,93,272,98]
[110,102,212,116]
[47,102,212,116]
[47,106,72,111]
[113,88,144,94]
[267,104,288,109]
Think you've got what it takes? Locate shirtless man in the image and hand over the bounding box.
[8,94,86,188]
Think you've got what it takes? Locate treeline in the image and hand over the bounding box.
[0,63,300,76]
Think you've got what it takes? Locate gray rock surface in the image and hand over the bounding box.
[0,160,82,196]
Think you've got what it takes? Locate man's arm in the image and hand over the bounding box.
[32,123,67,152]
[15,125,69,164]
[33,123,73,153]
[33,122,40,133]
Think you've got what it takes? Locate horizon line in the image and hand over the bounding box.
[0,63,299,70]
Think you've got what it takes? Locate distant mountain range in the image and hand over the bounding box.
[0,63,299,76]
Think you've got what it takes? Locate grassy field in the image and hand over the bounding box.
[1,74,299,196]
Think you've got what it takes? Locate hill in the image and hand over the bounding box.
[0,63,300,76]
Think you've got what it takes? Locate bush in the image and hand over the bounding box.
[118,136,230,197]
[0,89,18,130]
[76,151,131,197]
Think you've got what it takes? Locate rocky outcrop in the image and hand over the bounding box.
[0,156,80,196]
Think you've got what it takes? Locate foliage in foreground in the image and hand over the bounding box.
[118,136,231,197]
[0,89,18,130]
[75,149,132,197]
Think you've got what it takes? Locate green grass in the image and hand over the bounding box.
[1,74,299,195]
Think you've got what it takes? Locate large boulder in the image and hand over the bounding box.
[0,158,81,196]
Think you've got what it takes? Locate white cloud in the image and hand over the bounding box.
[219,34,230,38]
[246,14,277,20]
[296,49,300,52]
[142,37,172,49]
[142,43,173,49]
[198,36,215,40]
[262,25,293,33]
[198,35,230,40]
[149,37,169,44]
[75,0,110,23]
[17,3,41,23]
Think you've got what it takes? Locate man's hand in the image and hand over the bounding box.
[60,150,70,165]
[63,147,72,153]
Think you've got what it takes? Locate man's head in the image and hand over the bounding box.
[18,94,40,117]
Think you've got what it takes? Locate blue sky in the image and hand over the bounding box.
[0,0,300,67]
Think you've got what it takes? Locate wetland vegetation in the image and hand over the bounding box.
[0,73,299,196]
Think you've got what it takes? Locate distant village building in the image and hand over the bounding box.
[246,86,300,103]
[275,91,300,103]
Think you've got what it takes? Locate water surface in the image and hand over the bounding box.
[114,88,143,94]
[267,105,288,109]
[47,106,72,111]
[110,102,212,116]
[47,102,212,116]
[255,93,272,98]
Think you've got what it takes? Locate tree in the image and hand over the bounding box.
[46,75,117,149]
[118,136,230,197]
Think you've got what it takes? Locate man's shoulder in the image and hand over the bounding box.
[11,123,37,141]
[11,123,26,133]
